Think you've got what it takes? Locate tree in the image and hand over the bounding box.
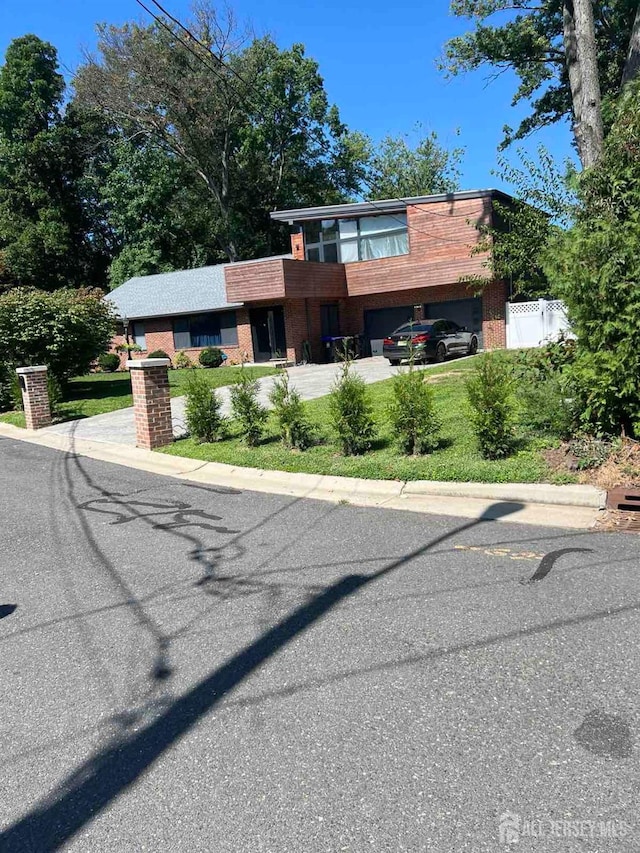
[472,146,577,297]
[0,286,115,381]
[364,126,463,200]
[544,79,640,436]
[440,1,640,166]
[74,6,367,262]
[0,36,111,291]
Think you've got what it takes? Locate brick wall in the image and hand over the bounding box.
[110,308,255,367]
[291,232,304,260]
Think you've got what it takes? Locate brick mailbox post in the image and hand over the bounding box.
[127,358,174,450]
[16,365,52,430]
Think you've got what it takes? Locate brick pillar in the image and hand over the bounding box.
[127,358,173,450]
[16,366,52,430]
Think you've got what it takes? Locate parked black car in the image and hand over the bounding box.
[382,319,479,365]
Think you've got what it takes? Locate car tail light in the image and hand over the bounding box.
[383,337,394,346]
[411,333,430,344]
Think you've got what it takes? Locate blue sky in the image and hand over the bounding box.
[0,0,576,193]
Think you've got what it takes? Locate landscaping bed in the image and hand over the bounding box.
[0,365,276,429]
[160,361,565,485]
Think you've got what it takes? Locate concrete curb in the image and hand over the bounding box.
[0,422,604,529]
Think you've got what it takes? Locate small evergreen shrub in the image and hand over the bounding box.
[329,358,376,455]
[388,368,441,454]
[184,372,226,443]
[230,369,268,446]
[268,371,313,449]
[148,349,170,360]
[465,353,516,459]
[97,352,120,373]
[174,350,193,369]
[199,347,224,368]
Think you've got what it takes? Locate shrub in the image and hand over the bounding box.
[97,352,120,373]
[517,374,577,439]
[388,368,441,454]
[0,363,14,412]
[268,371,313,449]
[174,350,193,369]
[184,372,226,443]
[465,353,516,459]
[568,435,615,470]
[0,286,115,381]
[329,358,376,455]
[230,369,268,446]
[148,349,170,360]
[199,347,224,368]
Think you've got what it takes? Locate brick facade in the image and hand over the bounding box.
[127,359,174,450]
[16,366,52,430]
[110,307,254,368]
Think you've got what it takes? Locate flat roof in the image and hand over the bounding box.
[270,189,514,224]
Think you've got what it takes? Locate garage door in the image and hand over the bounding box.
[364,306,415,356]
[425,298,483,346]
[364,306,414,340]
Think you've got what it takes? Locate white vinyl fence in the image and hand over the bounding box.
[505,299,572,349]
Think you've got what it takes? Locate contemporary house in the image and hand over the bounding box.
[108,189,511,365]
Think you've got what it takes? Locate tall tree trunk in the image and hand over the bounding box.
[622,2,640,86]
[562,2,585,163]
[574,0,604,166]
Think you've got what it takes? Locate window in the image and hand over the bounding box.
[132,321,146,350]
[172,311,238,349]
[303,213,409,263]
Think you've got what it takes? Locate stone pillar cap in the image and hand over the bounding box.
[16,365,48,374]
[126,358,171,368]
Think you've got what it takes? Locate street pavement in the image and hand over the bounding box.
[41,356,471,446]
[1,436,639,852]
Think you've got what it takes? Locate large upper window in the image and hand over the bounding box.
[173,311,238,349]
[303,213,408,263]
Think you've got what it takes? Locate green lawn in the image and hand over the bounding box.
[0,365,276,429]
[161,359,567,484]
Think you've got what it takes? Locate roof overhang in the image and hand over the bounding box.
[270,189,514,225]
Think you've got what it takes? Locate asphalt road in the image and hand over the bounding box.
[1,437,639,852]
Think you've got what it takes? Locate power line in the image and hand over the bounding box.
[133,0,483,247]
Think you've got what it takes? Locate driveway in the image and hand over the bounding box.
[1,439,637,851]
[41,356,472,447]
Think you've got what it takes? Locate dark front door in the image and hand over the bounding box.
[250,307,287,362]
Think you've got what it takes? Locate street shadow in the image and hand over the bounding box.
[0,498,524,850]
[0,604,17,619]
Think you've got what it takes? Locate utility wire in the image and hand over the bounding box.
[134,0,483,246]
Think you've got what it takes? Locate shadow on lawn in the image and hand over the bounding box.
[65,375,132,402]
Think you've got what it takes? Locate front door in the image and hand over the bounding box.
[250,307,287,362]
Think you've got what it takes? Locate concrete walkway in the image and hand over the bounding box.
[42,356,472,447]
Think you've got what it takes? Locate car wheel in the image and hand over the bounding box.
[435,342,446,363]
[389,359,400,367]
[468,336,478,355]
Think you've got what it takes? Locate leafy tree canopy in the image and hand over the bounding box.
[365,126,463,199]
[440,1,639,151]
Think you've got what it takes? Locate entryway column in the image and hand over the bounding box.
[16,366,51,430]
[127,358,173,450]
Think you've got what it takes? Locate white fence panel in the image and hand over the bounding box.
[506,299,572,349]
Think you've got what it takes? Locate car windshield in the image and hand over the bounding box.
[392,323,433,336]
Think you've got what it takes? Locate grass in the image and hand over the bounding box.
[0,365,276,428]
[160,357,566,484]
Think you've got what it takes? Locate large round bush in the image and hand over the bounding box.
[199,347,224,368]
[97,352,120,372]
[0,287,115,381]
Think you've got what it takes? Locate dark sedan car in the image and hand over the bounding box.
[382,318,479,365]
